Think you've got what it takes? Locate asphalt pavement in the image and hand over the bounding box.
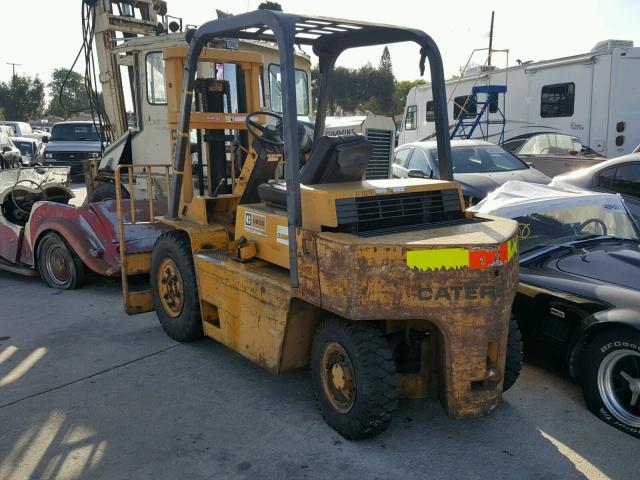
[0,271,638,480]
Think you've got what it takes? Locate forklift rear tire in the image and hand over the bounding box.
[37,232,85,290]
[503,316,523,392]
[311,317,398,440]
[88,183,130,203]
[151,231,203,342]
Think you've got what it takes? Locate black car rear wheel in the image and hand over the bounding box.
[504,316,523,392]
[582,328,640,439]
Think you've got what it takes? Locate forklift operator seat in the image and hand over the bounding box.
[257,134,372,207]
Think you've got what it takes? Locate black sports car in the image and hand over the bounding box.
[473,181,640,439]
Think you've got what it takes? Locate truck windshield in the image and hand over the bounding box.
[51,124,101,142]
[268,64,309,116]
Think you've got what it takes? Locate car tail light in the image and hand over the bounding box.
[615,136,624,147]
[616,121,625,133]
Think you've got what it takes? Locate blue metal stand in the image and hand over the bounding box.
[450,85,507,144]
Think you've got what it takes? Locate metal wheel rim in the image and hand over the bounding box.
[321,342,356,414]
[597,349,640,428]
[157,258,184,318]
[46,244,72,286]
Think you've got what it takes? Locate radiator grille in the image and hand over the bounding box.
[48,151,94,175]
[50,151,92,161]
[335,189,464,234]
[364,128,393,179]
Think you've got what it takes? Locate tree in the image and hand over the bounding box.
[356,63,395,115]
[46,68,91,118]
[0,74,45,121]
[393,79,427,115]
[379,46,393,73]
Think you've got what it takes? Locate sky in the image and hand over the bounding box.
[1,0,639,93]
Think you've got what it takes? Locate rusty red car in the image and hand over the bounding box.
[0,166,167,289]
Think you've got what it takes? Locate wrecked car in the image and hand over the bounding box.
[471,180,640,439]
[0,166,168,289]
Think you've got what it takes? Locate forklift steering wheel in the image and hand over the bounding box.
[246,111,284,147]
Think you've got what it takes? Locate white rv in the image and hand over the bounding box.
[398,40,640,158]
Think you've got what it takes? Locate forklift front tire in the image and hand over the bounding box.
[151,232,203,342]
[311,317,398,440]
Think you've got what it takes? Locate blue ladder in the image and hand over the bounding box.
[450,85,507,144]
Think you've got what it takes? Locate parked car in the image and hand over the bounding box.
[0,120,47,142]
[392,139,549,206]
[44,121,103,177]
[552,153,640,222]
[502,132,606,178]
[0,130,21,169]
[471,181,640,439]
[10,137,43,166]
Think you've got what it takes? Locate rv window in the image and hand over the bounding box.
[268,64,309,116]
[453,95,477,120]
[145,52,167,105]
[404,105,417,130]
[540,83,574,118]
[488,93,499,114]
[426,101,435,122]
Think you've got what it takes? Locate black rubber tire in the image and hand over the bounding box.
[311,317,398,440]
[36,232,85,290]
[150,231,203,342]
[88,182,130,203]
[582,328,640,439]
[503,316,524,392]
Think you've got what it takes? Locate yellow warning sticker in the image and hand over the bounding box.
[406,248,470,271]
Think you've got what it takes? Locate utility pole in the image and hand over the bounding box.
[6,62,22,79]
[487,11,495,67]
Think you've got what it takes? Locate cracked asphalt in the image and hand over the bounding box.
[0,271,638,480]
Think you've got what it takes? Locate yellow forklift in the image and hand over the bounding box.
[119,9,521,439]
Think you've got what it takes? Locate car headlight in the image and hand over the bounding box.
[88,152,100,158]
[45,152,53,159]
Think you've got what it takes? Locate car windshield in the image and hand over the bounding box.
[50,124,101,142]
[514,203,639,254]
[432,145,528,173]
[518,134,599,156]
[13,141,32,156]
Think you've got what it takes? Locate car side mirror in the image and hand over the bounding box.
[42,137,49,144]
[2,146,11,153]
[407,169,427,178]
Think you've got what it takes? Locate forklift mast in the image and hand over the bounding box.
[93,0,167,139]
